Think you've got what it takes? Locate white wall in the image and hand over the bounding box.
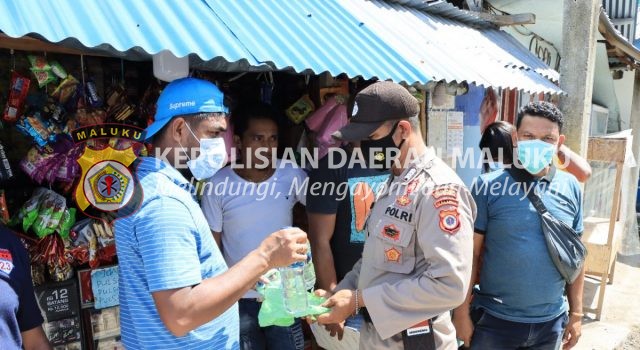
[614,70,636,131]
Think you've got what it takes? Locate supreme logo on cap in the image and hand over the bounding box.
[169,101,196,110]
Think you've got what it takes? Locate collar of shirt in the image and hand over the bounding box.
[396,147,436,184]
[379,147,436,197]
[138,157,198,198]
[539,165,557,183]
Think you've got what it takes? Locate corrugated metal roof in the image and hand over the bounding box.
[0,0,560,93]
[390,0,494,28]
[203,0,427,83]
[0,0,252,64]
[339,0,563,94]
[0,0,429,84]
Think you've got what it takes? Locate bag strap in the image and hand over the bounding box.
[506,167,551,215]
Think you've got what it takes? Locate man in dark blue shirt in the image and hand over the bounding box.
[453,102,585,350]
[0,225,51,350]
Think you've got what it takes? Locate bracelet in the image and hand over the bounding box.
[354,289,360,316]
[570,311,584,317]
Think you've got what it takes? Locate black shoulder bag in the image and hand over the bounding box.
[507,167,587,284]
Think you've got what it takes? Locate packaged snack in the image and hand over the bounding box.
[49,61,68,79]
[52,75,79,105]
[0,141,14,182]
[285,94,315,124]
[56,208,76,240]
[31,264,46,286]
[49,260,74,282]
[16,188,48,232]
[43,98,67,124]
[16,112,54,148]
[105,85,126,107]
[28,55,57,88]
[108,102,135,121]
[85,79,103,107]
[32,190,67,238]
[31,69,57,88]
[0,190,9,223]
[34,233,73,282]
[27,55,50,70]
[3,72,31,123]
[75,108,107,127]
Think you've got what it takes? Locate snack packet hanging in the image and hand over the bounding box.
[286,94,315,124]
[16,112,54,148]
[15,188,48,232]
[85,79,103,107]
[49,61,68,79]
[3,72,31,123]
[0,190,9,224]
[52,75,79,105]
[27,55,50,70]
[28,55,57,88]
[32,69,57,88]
[56,208,76,240]
[0,141,14,182]
[43,97,67,124]
[32,190,67,238]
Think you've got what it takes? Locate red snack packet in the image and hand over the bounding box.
[3,72,30,123]
[0,190,9,223]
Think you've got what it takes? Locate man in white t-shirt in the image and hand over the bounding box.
[201,103,307,350]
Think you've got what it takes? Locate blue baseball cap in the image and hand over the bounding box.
[145,77,229,140]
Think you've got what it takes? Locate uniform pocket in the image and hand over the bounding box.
[371,218,416,274]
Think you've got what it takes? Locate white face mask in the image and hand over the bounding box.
[180,123,227,181]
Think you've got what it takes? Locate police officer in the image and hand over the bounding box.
[316,81,476,350]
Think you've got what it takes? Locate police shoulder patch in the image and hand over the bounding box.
[439,208,460,235]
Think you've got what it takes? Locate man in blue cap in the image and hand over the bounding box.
[114,77,308,350]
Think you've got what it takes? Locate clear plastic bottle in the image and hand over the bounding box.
[280,261,308,316]
[303,242,316,290]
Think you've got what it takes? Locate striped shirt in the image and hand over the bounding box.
[114,157,239,350]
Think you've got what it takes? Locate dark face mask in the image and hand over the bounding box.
[360,122,406,171]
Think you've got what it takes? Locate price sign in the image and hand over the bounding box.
[91,266,119,309]
[35,280,80,322]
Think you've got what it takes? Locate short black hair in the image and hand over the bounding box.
[479,121,515,172]
[516,101,564,132]
[232,102,278,137]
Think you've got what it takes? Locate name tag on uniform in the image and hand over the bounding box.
[406,320,431,336]
[403,319,436,350]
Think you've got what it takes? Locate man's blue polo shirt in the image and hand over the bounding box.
[470,168,583,323]
[114,157,239,349]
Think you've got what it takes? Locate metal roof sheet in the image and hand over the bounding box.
[339,0,563,94]
[0,0,253,64]
[0,0,561,93]
[390,0,494,28]
[203,0,428,84]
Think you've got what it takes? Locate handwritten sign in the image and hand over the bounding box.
[91,266,119,309]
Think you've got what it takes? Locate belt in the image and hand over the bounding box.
[359,307,438,324]
[240,298,262,303]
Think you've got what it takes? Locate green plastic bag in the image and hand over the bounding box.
[257,279,329,327]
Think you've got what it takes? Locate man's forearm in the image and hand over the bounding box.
[453,251,480,316]
[158,249,269,336]
[567,266,585,314]
[313,242,338,291]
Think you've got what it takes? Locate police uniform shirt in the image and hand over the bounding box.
[336,148,476,349]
